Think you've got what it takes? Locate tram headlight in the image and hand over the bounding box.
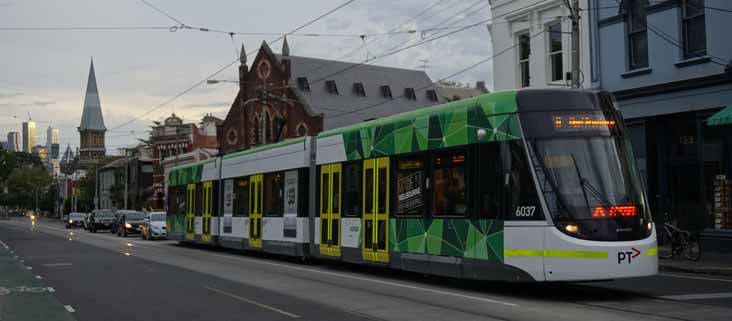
[564,223,579,234]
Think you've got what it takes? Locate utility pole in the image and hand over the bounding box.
[94,165,99,210]
[124,158,128,209]
[569,0,581,88]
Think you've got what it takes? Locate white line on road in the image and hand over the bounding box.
[660,292,732,300]
[26,266,32,270]
[35,275,42,279]
[22,219,518,307]
[205,252,519,307]
[205,286,301,318]
[42,263,73,267]
[0,239,9,250]
[64,305,75,313]
[658,273,732,283]
[47,287,55,292]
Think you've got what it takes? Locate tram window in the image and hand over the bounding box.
[175,185,186,214]
[321,172,329,213]
[433,152,467,216]
[365,168,374,214]
[195,183,203,216]
[343,163,362,217]
[264,172,284,216]
[506,140,542,220]
[479,143,502,219]
[332,172,341,214]
[378,167,387,213]
[396,157,425,216]
[233,178,249,217]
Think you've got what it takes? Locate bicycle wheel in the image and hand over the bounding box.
[682,233,702,261]
[657,230,674,259]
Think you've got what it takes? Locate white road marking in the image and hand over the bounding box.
[206,252,518,307]
[47,287,55,292]
[206,286,301,318]
[658,273,732,283]
[0,239,9,249]
[660,292,732,300]
[35,275,42,279]
[42,263,73,267]
[27,220,519,307]
[26,266,32,270]
[64,305,75,313]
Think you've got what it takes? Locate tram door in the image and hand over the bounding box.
[201,181,213,243]
[362,157,390,263]
[185,184,195,241]
[248,174,263,249]
[319,164,342,257]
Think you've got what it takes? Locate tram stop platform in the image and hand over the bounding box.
[0,247,76,321]
[660,251,732,276]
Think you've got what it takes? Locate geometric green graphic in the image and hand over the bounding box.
[390,218,504,262]
[168,163,203,187]
[324,91,521,161]
[167,213,185,238]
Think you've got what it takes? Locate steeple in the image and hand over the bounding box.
[79,58,107,131]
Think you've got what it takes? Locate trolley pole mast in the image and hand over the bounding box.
[569,0,581,88]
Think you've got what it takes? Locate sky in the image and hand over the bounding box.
[0,0,493,154]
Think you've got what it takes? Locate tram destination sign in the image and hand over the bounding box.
[553,113,616,132]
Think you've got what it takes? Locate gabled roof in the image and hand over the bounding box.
[79,59,107,131]
[279,55,443,130]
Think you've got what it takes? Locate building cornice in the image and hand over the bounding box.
[613,72,732,100]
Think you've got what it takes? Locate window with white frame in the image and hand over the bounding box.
[518,33,531,87]
[682,0,706,58]
[626,0,649,70]
[547,22,563,82]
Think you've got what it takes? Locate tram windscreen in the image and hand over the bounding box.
[518,92,652,241]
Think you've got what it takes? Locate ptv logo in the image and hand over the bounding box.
[617,247,641,264]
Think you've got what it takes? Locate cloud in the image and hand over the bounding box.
[0,100,56,107]
[182,101,232,109]
[0,92,22,99]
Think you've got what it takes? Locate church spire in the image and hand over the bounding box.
[79,57,106,131]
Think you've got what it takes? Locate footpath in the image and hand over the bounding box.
[0,242,76,321]
[660,251,732,276]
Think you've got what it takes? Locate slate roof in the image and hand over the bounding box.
[79,59,107,131]
[278,55,443,130]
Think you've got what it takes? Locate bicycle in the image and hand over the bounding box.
[658,213,702,261]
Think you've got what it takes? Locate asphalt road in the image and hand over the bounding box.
[1,217,731,321]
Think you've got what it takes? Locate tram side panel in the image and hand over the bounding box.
[219,137,313,257]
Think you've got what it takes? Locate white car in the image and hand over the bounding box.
[141,212,167,240]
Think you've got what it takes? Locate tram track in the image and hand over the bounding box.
[5,219,731,321]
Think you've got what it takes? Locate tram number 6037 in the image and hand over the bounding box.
[515,206,536,218]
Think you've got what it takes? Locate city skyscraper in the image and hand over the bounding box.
[46,126,60,159]
[6,132,20,152]
[22,120,36,153]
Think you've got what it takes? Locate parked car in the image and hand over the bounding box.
[66,212,86,228]
[115,210,146,237]
[141,212,167,240]
[86,210,115,233]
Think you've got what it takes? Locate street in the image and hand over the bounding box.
[1,217,731,321]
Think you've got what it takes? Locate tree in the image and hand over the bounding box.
[6,166,52,210]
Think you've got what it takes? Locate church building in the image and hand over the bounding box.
[78,58,107,162]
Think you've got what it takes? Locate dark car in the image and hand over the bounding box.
[66,213,86,228]
[116,211,146,237]
[87,210,115,233]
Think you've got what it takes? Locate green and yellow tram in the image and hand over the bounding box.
[166,89,658,281]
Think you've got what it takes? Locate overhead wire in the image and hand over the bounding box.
[326,25,552,120]
[108,0,356,132]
